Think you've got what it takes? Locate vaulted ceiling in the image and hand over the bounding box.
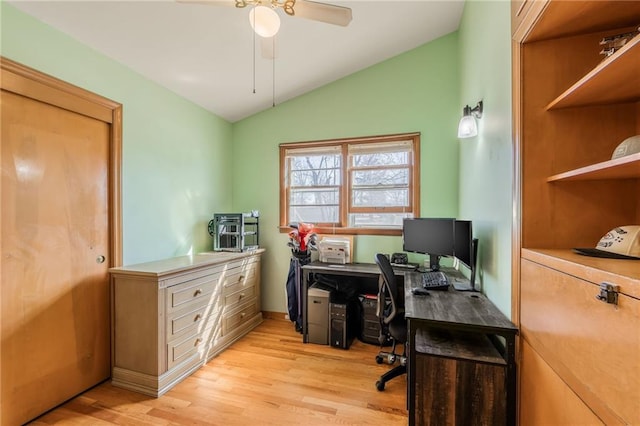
[9,1,465,122]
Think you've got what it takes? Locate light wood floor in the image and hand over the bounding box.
[29,318,408,425]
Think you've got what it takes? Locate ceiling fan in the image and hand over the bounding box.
[178,0,352,101]
[179,0,352,36]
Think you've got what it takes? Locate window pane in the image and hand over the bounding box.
[290,206,339,223]
[349,213,412,228]
[352,151,408,167]
[291,169,340,187]
[352,169,409,186]
[290,189,339,205]
[352,188,409,207]
[290,154,341,170]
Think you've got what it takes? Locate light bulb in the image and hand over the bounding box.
[249,6,280,38]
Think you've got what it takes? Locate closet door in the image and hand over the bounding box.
[1,59,122,425]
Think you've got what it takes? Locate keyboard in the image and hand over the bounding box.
[421,271,450,291]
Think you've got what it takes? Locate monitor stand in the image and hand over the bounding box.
[429,255,441,272]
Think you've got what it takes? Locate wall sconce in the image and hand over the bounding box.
[457,101,483,138]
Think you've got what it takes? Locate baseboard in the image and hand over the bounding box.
[262,311,289,321]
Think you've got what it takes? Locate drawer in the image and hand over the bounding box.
[167,330,208,369]
[222,300,259,337]
[223,286,256,310]
[520,339,603,426]
[167,271,221,311]
[226,255,260,271]
[521,259,640,424]
[221,261,259,295]
[167,303,221,341]
[362,318,380,335]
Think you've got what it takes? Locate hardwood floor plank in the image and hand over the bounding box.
[29,318,407,425]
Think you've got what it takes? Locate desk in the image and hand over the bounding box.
[404,269,518,425]
[300,263,518,425]
[300,262,406,343]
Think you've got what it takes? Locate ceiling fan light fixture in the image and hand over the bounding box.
[249,5,281,37]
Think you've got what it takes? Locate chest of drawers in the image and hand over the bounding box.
[109,250,264,396]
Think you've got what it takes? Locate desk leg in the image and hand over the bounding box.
[505,334,517,426]
[407,319,416,426]
[302,270,309,343]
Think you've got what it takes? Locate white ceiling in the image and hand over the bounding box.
[9,0,465,122]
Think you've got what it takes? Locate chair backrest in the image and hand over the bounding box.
[374,253,400,325]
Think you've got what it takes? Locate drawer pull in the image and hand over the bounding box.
[240,312,246,318]
[596,282,619,305]
[194,314,202,322]
[193,288,203,297]
[238,275,245,282]
[194,337,203,346]
[239,293,245,299]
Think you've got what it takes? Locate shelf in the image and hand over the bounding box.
[547,152,640,182]
[526,1,640,42]
[415,328,505,365]
[521,248,640,299]
[546,34,640,110]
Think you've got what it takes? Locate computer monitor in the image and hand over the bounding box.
[402,217,478,290]
[454,220,472,270]
[453,220,478,291]
[402,218,455,271]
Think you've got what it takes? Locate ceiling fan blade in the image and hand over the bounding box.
[176,0,235,7]
[292,0,352,27]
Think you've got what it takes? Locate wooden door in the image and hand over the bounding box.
[1,58,122,425]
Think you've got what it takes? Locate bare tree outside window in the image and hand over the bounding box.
[280,133,420,235]
[288,148,341,224]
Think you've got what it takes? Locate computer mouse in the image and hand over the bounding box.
[411,288,430,296]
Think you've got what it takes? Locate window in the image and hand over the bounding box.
[280,133,420,235]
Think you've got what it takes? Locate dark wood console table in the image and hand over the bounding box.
[404,270,518,425]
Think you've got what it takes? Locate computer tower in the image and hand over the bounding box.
[358,294,392,346]
[330,301,354,349]
[308,283,333,345]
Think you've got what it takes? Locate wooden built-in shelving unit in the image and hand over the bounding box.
[512,1,640,425]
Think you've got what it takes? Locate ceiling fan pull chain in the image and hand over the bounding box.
[272,35,276,107]
[252,11,256,94]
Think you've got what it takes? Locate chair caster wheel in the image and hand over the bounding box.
[375,355,384,364]
[376,380,385,391]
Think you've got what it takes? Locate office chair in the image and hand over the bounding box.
[373,253,407,391]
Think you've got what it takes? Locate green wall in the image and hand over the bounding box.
[1,3,233,265]
[232,33,461,313]
[457,0,513,315]
[2,1,514,318]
